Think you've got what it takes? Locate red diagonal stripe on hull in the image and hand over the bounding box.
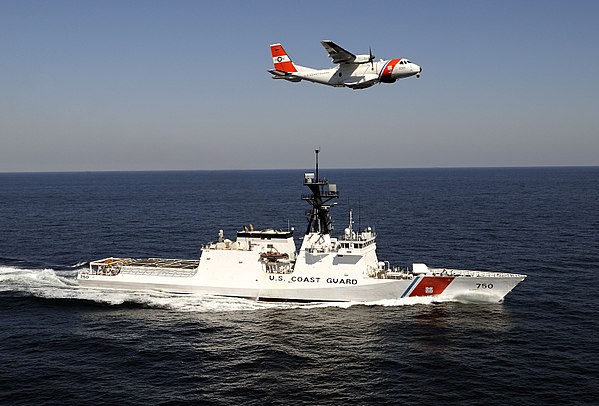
[409,276,455,297]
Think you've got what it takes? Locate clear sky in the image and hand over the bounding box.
[1,0,598,171]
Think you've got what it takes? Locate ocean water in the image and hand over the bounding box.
[0,167,598,405]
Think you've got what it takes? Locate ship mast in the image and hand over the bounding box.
[302,149,339,235]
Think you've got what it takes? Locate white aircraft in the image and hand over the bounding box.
[269,40,422,90]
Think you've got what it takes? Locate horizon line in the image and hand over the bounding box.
[1,164,597,175]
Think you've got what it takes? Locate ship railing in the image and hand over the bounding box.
[429,268,526,278]
[126,258,199,269]
[338,233,376,242]
[301,191,339,200]
[383,267,413,280]
[120,267,198,277]
[264,263,293,274]
[337,238,376,248]
[202,242,252,251]
[303,177,330,185]
[305,246,338,254]
[88,265,121,277]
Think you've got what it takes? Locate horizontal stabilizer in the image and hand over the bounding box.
[268,69,302,82]
[269,69,290,76]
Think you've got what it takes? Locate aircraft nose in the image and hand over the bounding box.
[416,65,422,78]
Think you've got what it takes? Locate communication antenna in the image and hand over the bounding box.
[358,195,362,232]
[315,148,320,180]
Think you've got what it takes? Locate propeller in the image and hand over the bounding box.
[369,46,374,70]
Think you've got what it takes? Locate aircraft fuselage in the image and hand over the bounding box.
[293,59,421,89]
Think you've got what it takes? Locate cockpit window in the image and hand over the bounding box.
[406,60,411,64]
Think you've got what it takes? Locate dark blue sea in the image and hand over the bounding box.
[1,167,598,405]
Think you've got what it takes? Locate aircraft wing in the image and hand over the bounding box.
[320,40,356,64]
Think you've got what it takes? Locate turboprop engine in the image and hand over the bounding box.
[353,54,375,64]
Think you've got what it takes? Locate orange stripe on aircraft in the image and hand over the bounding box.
[380,58,401,82]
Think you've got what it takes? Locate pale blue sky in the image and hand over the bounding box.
[1,0,598,171]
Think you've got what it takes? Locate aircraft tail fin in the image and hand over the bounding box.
[270,43,298,73]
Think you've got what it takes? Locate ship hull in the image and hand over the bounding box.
[77,271,525,303]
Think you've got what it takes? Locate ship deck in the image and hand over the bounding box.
[124,258,199,270]
[86,257,200,278]
[91,257,199,270]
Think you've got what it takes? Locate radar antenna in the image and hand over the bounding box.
[302,150,339,235]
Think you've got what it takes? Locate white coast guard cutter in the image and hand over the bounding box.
[268,40,422,89]
[78,151,525,303]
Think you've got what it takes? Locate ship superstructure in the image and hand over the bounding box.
[78,152,526,303]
